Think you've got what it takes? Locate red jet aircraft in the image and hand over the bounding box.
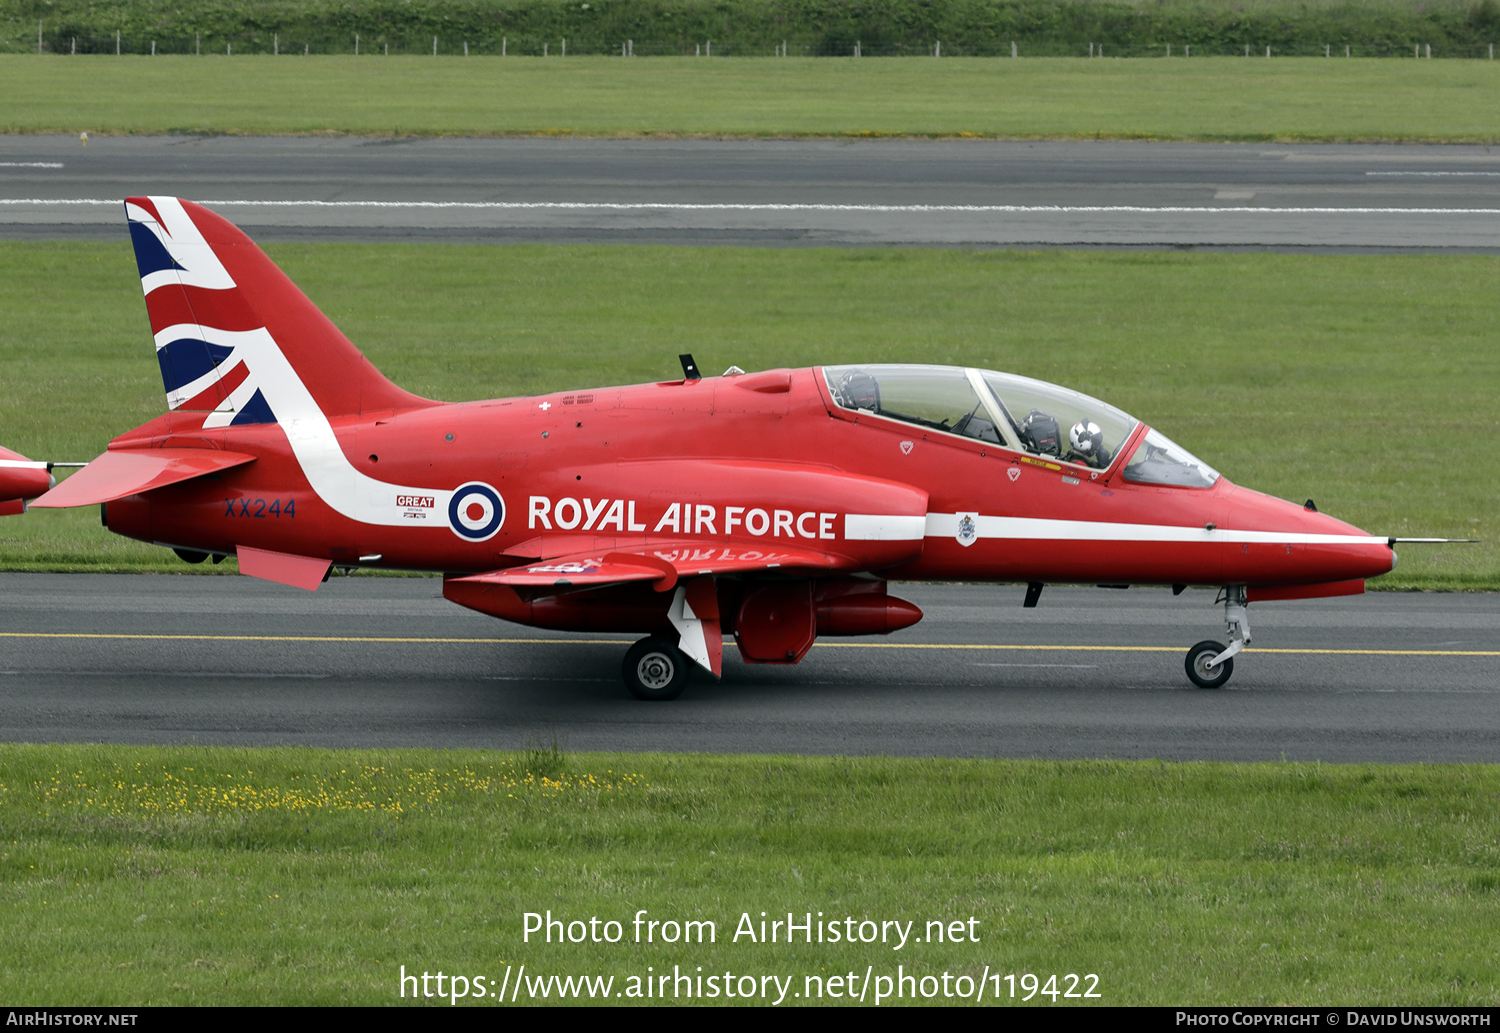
[34,197,1448,698]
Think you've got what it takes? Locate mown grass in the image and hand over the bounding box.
[1,55,1498,140]
[0,241,1492,586]
[1,744,1497,1005]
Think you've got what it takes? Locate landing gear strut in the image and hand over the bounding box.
[1184,586,1250,689]
[622,636,691,701]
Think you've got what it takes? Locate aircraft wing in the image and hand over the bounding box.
[454,540,848,593]
[32,447,257,508]
[454,552,678,590]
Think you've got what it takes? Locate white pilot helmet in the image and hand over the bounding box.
[1069,420,1103,454]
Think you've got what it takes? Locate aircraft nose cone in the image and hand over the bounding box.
[1301,507,1395,582]
[1225,488,1393,585]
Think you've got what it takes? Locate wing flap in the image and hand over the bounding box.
[31,448,256,508]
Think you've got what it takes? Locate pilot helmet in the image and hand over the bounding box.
[1070,420,1104,456]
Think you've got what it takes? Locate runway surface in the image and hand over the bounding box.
[3,136,1500,249]
[2,573,1497,762]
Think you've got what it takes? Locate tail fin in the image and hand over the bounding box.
[125,196,434,426]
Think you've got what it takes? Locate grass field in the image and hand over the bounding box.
[1,744,1496,1005]
[0,241,1492,587]
[1,56,1498,140]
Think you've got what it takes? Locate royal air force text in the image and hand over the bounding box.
[527,498,839,539]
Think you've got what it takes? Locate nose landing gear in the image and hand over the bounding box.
[1185,586,1250,689]
[1185,640,1233,688]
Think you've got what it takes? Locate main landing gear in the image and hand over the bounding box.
[622,636,691,701]
[1185,586,1250,689]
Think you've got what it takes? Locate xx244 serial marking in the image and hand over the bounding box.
[225,498,297,519]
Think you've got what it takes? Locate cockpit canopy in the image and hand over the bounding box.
[822,363,1219,486]
[824,364,1136,471]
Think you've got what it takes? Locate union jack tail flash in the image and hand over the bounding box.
[127,195,432,425]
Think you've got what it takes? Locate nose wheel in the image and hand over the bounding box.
[1185,640,1233,688]
[623,636,691,701]
[1183,587,1250,689]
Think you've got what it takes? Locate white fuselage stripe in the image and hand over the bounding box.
[845,514,927,541]
[923,512,1386,547]
[188,324,453,525]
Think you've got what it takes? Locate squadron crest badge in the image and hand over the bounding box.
[956,511,980,547]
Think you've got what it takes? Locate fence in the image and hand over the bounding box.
[5,31,1497,59]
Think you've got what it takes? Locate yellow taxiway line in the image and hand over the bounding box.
[1,632,1496,656]
[823,644,1500,656]
[0,632,631,645]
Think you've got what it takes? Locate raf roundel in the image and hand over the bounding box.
[447,482,505,542]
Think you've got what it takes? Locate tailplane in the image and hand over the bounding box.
[126,196,434,427]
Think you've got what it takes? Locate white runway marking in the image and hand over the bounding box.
[1366,171,1500,177]
[0,163,63,168]
[5,198,1500,215]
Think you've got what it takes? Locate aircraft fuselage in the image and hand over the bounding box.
[104,366,1393,590]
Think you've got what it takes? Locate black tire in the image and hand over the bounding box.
[622,637,690,701]
[1185,640,1233,689]
[173,547,209,564]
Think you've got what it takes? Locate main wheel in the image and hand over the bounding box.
[1185,640,1233,689]
[622,637,690,701]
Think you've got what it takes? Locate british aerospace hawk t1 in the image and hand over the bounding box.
[35,197,1459,698]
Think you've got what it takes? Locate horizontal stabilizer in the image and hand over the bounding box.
[31,448,256,508]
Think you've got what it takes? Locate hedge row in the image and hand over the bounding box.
[5,0,1500,56]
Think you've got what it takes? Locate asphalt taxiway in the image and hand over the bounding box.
[2,136,1496,761]
[3,135,1500,249]
[2,573,1496,761]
